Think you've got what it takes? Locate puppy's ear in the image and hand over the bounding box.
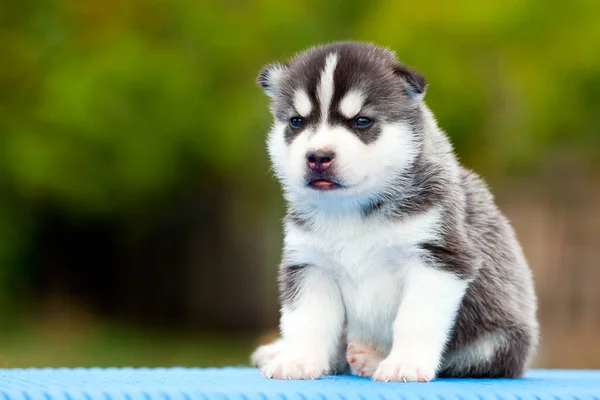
[394,63,427,100]
[257,62,287,98]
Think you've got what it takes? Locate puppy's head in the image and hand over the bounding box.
[259,42,427,208]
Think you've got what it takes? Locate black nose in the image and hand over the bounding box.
[306,150,335,172]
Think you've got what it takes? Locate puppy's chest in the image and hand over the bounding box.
[285,210,441,343]
[288,215,427,273]
[287,208,440,270]
[288,220,415,331]
[325,235,406,315]
[315,224,408,344]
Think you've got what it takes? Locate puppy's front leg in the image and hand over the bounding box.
[262,265,344,380]
[373,261,468,382]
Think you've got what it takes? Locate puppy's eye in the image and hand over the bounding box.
[353,117,372,127]
[290,117,305,128]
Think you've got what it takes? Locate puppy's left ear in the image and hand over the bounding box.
[394,64,427,101]
[257,62,287,98]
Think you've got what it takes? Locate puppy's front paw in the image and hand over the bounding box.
[261,352,329,380]
[372,353,436,382]
[346,340,384,377]
[250,339,285,368]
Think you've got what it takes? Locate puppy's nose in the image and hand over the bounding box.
[307,149,335,172]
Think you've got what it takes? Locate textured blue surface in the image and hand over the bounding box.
[0,368,598,400]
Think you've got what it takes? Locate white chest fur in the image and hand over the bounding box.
[283,207,442,350]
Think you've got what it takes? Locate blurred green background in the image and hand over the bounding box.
[0,0,599,369]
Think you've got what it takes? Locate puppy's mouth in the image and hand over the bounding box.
[308,179,343,191]
[304,169,346,191]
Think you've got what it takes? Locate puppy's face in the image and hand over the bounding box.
[259,42,427,207]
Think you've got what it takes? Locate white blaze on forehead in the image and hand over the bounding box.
[293,89,312,117]
[317,53,338,120]
[339,90,365,119]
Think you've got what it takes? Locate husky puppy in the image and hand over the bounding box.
[251,41,538,382]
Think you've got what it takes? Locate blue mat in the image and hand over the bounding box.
[0,368,598,400]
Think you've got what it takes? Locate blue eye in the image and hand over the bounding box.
[290,117,305,128]
[353,117,372,127]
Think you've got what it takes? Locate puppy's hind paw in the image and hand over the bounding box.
[346,340,384,377]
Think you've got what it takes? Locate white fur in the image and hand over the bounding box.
[260,207,446,378]
[261,267,344,379]
[267,121,418,212]
[293,89,312,117]
[251,338,285,367]
[373,262,467,382]
[339,90,365,119]
[317,53,338,120]
[284,206,443,345]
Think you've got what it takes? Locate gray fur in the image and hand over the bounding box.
[278,263,310,307]
[264,41,424,144]
[259,41,538,378]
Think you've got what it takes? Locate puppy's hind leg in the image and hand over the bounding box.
[439,327,535,378]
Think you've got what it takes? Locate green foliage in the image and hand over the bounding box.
[2,1,598,209]
[0,0,598,299]
[362,1,600,173]
[0,318,253,367]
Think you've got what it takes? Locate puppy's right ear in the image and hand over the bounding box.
[257,62,287,98]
